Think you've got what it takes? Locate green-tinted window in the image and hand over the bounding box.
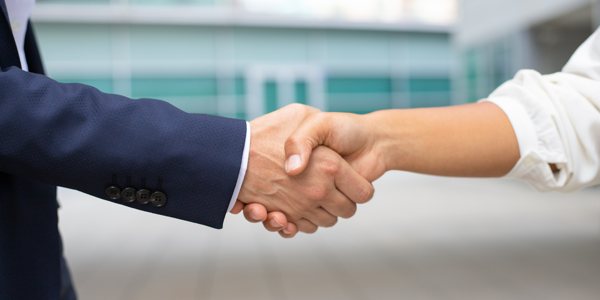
[56,77,113,93]
[41,0,110,3]
[409,77,450,93]
[326,76,393,113]
[465,50,480,102]
[131,77,217,99]
[327,77,392,94]
[43,0,218,4]
[264,80,278,113]
[295,81,308,104]
[235,77,247,119]
[130,76,218,113]
[130,0,217,4]
[327,94,392,114]
[235,77,246,96]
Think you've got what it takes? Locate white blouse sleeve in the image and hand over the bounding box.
[483,28,600,192]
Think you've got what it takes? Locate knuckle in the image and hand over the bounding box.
[289,206,307,220]
[284,137,299,150]
[285,103,305,111]
[319,156,340,176]
[288,103,306,109]
[285,137,310,153]
[308,186,329,201]
[315,113,331,125]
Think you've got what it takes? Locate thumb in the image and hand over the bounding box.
[284,114,331,176]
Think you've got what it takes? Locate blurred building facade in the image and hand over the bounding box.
[454,0,600,103]
[33,0,454,118]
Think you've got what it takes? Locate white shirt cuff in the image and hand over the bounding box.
[483,94,568,191]
[226,121,251,213]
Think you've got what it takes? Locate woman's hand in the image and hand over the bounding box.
[283,112,388,182]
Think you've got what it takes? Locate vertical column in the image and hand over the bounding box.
[245,66,264,120]
[277,69,295,108]
[593,0,600,29]
[307,67,326,111]
[215,27,238,118]
[111,24,132,98]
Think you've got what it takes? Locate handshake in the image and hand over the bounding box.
[231,104,387,238]
[230,101,522,237]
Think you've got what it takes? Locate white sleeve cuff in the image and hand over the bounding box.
[226,121,251,212]
[484,96,539,161]
[483,92,569,191]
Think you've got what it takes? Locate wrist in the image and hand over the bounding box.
[362,110,412,172]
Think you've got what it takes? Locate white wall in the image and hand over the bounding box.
[456,0,591,47]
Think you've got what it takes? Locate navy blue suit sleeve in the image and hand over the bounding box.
[0,67,247,229]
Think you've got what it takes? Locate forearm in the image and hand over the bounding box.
[0,67,246,228]
[366,102,520,177]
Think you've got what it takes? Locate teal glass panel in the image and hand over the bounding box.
[326,76,392,113]
[327,77,392,94]
[465,49,479,102]
[42,0,110,3]
[235,77,246,96]
[235,77,247,119]
[294,81,308,104]
[264,81,278,113]
[130,0,218,5]
[327,94,392,114]
[131,77,217,99]
[408,77,451,92]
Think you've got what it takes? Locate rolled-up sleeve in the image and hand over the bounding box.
[483,28,600,192]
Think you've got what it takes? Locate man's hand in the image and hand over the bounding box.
[258,111,387,237]
[235,104,374,235]
[233,108,385,238]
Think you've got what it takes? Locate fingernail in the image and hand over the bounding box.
[270,218,283,228]
[285,155,302,173]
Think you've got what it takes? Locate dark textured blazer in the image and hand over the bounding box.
[0,1,247,299]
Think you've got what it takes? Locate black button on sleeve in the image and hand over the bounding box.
[136,189,151,205]
[121,187,136,203]
[105,186,121,201]
[150,191,167,207]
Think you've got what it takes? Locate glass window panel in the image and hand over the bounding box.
[327,77,392,94]
[409,77,451,93]
[264,80,278,113]
[327,93,392,114]
[410,92,451,108]
[131,77,217,99]
[294,81,308,104]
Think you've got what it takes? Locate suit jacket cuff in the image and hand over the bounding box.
[225,121,251,214]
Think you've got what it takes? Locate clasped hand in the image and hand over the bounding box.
[232,104,387,238]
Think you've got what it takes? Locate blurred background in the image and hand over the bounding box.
[31,0,600,299]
